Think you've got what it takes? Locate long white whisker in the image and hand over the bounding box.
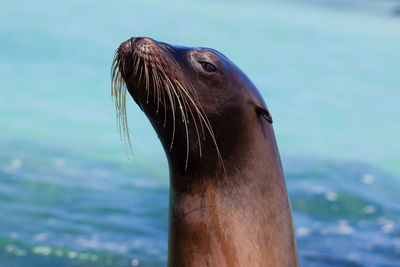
[176,81,224,171]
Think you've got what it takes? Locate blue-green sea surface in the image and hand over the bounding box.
[1,0,400,266]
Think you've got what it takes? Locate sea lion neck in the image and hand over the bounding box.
[168,120,299,267]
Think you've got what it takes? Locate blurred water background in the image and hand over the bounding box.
[1,0,400,266]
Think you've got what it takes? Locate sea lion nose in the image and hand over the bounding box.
[131,37,155,46]
[129,37,156,53]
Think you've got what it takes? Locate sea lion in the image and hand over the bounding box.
[111,37,299,267]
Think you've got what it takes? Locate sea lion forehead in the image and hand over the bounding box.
[191,47,227,58]
[187,47,229,64]
[161,43,227,65]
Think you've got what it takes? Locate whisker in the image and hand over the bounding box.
[176,81,225,171]
[179,86,202,159]
[162,75,177,151]
[144,55,150,104]
[110,52,134,158]
[165,76,190,170]
[134,56,141,76]
[137,65,143,86]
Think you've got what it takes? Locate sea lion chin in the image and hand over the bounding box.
[111,36,299,266]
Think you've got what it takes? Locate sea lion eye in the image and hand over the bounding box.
[198,61,217,73]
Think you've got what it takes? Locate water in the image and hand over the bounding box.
[1,0,400,266]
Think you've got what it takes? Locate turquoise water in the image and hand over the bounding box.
[1,0,400,266]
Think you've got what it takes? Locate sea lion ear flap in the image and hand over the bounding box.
[256,105,273,124]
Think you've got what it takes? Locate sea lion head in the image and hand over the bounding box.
[111,37,273,176]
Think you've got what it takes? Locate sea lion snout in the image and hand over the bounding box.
[124,37,157,56]
[130,37,155,46]
[118,37,157,57]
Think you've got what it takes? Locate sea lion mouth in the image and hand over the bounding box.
[110,37,223,171]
